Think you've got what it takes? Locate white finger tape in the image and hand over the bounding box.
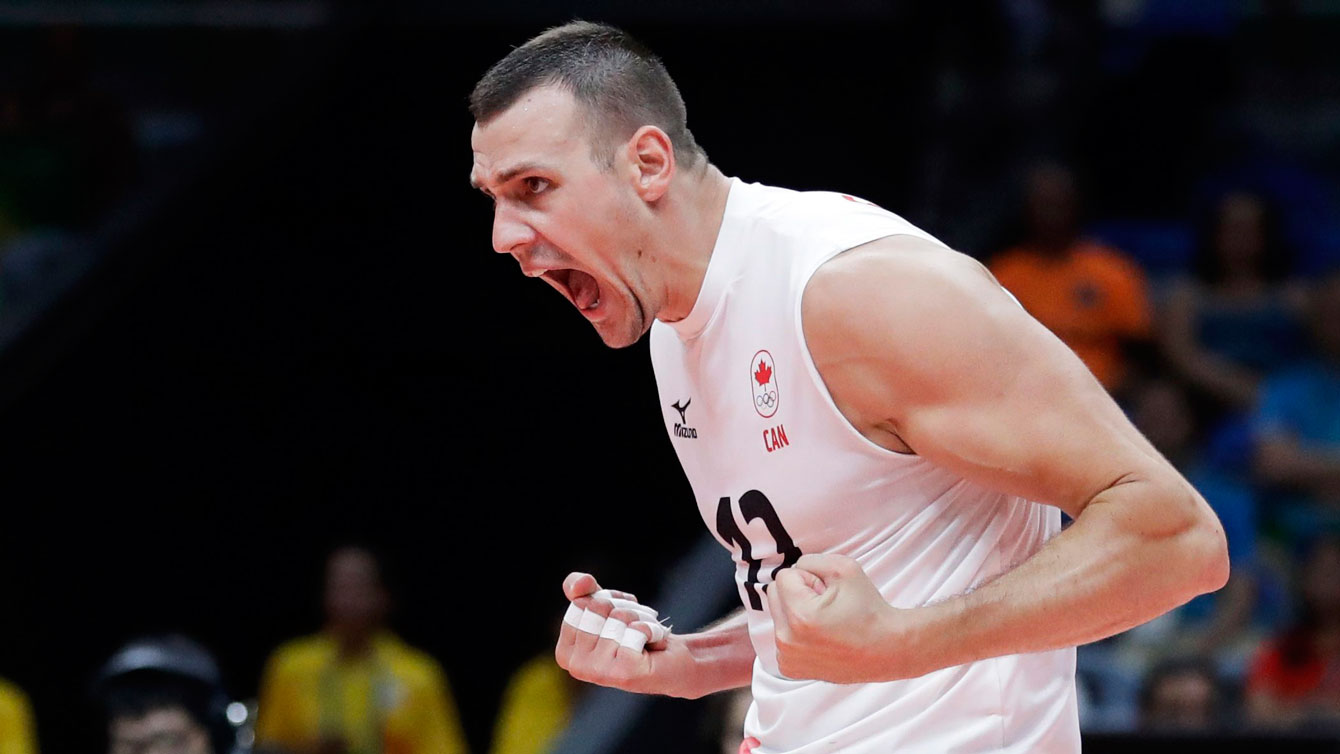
[563,603,584,628]
[643,621,669,643]
[589,589,660,623]
[599,618,628,642]
[609,598,658,623]
[619,629,648,652]
[578,608,606,635]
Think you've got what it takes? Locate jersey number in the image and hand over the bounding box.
[715,491,802,610]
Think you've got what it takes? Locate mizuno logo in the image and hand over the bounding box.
[670,398,697,439]
[671,398,691,424]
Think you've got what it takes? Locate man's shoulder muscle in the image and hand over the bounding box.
[800,236,1001,449]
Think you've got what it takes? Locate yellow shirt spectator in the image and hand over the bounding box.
[489,655,578,754]
[256,632,467,754]
[0,678,37,754]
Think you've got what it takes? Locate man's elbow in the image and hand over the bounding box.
[1180,492,1231,597]
[1134,478,1231,598]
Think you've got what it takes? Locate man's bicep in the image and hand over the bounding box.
[806,238,1164,516]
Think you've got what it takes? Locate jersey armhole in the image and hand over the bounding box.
[792,233,930,463]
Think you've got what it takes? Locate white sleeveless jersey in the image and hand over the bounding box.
[649,179,1079,753]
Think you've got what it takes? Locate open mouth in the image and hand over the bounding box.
[544,269,602,313]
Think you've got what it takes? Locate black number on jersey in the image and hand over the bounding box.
[715,490,802,610]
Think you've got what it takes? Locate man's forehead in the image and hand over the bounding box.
[470,85,585,183]
[112,706,196,734]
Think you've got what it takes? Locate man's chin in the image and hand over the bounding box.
[590,308,648,349]
[593,323,641,349]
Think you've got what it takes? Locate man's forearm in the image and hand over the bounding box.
[883,478,1228,679]
[680,608,754,698]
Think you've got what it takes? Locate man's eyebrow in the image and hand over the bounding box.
[470,162,550,192]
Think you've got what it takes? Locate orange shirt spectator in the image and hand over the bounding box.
[991,240,1151,390]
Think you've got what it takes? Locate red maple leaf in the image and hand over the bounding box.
[754,359,773,386]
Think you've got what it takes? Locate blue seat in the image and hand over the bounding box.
[1196,159,1340,276]
[1086,219,1195,278]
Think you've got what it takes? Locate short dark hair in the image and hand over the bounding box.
[103,670,214,726]
[1138,656,1222,717]
[102,671,227,754]
[470,21,704,167]
[1192,190,1293,285]
[95,636,234,754]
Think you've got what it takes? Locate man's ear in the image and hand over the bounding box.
[626,125,675,201]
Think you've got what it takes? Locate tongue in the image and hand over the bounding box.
[570,270,600,310]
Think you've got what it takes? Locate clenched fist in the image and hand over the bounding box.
[767,553,916,684]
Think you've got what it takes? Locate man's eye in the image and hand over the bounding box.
[524,177,551,195]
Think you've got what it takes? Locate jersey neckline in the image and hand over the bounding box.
[664,176,749,341]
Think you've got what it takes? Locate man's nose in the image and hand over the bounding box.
[492,203,536,255]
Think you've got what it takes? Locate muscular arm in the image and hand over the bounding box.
[679,608,755,698]
[778,236,1229,683]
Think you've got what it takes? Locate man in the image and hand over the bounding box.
[95,635,238,754]
[0,676,36,754]
[1254,270,1340,536]
[990,163,1152,394]
[254,546,468,754]
[468,22,1228,753]
[1138,657,1222,733]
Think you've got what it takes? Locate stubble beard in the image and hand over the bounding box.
[595,289,649,349]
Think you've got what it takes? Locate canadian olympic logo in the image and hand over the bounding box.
[750,349,779,418]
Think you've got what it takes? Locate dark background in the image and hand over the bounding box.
[0,2,1336,751]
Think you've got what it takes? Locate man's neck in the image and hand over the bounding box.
[329,628,376,659]
[651,164,732,324]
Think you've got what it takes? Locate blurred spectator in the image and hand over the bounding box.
[990,162,1152,393]
[1128,377,1265,662]
[1139,656,1225,733]
[1253,271,1340,538]
[94,635,241,754]
[254,546,468,754]
[714,688,753,754]
[1246,536,1340,731]
[0,676,37,754]
[1160,192,1306,414]
[487,652,582,754]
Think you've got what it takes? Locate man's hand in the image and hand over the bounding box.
[768,554,914,684]
[555,572,708,698]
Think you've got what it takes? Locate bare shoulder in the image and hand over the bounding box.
[805,234,997,307]
[800,233,1130,506]
[801,235,1042,452]
[802,234,1029,385]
